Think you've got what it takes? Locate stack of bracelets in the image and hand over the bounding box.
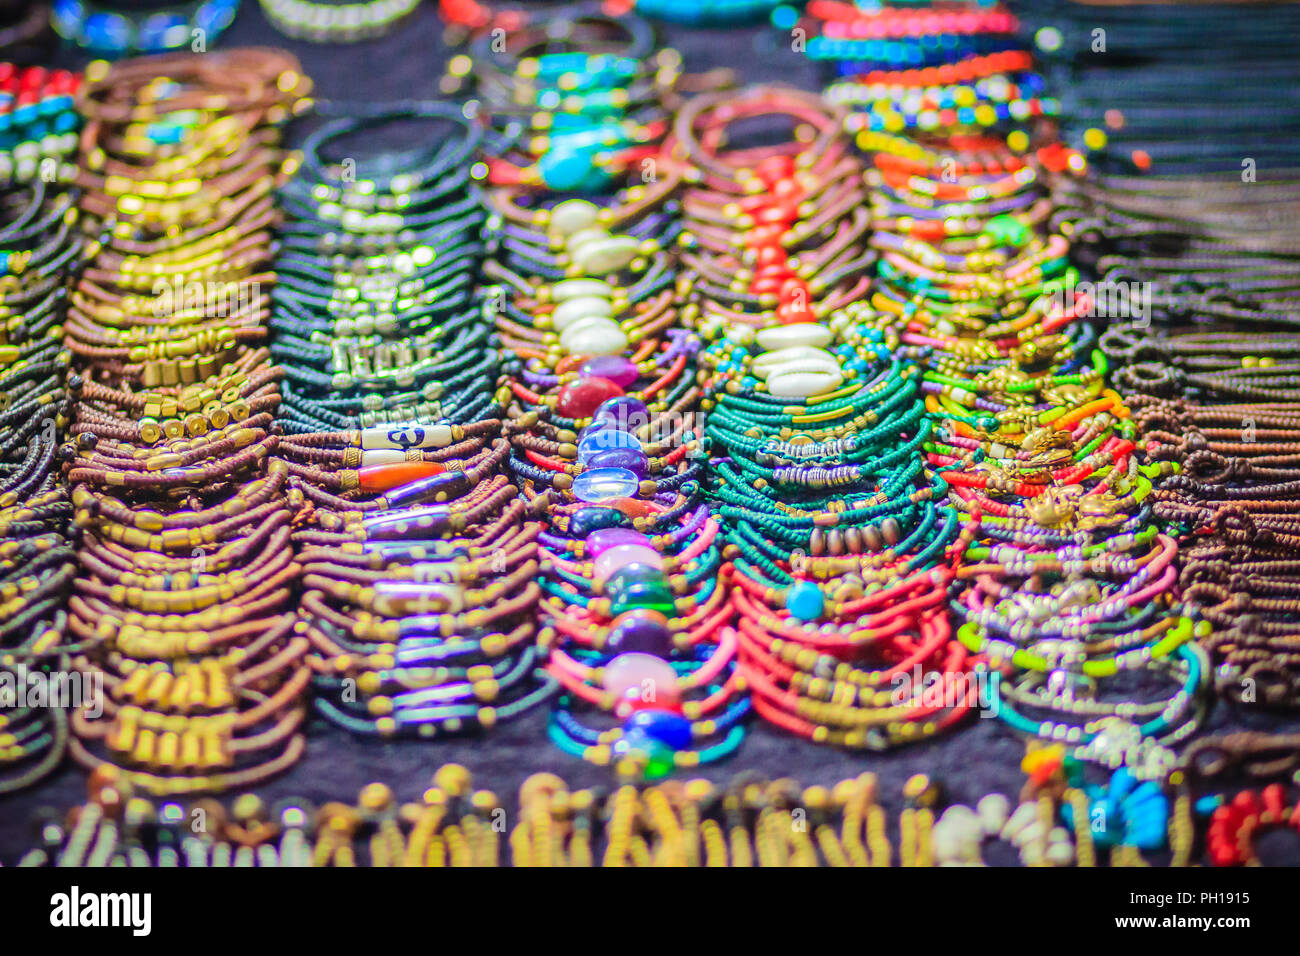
[1061,172,1300,710]
[51,0,242,55]
[62,51,313,795]
[676,84,980,751]
[776,1,1210,778]
[445,7,687,194]
[0,65,81,184]
[466,10,743,780]
[0,174,80,794]
[272,103,556,739]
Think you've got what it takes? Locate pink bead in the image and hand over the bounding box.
[592,544,663,585]
[603,653,680,711]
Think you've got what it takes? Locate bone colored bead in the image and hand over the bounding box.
[552,278,614,302]
[559,316,628,356]
[553,295,614,330]
[756,322,833,352]
[976,793,1010,835]
[549,199,601,236]
[753,346,840,379]
[565,227,610,255]
[1046,829,1075,865]
[765,367,843,398]
[572,235,640,276]
[1001,801,1038,841]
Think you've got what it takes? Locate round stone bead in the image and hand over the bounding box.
[585,447,648,477]
[586,528,650,558]
[556,375,623,419]
[605,609,673,657]
[603,652,680,708]
[593,545,664,585]
[579,354,638,388]
[571,467,640,503]
[569,507,630,536]
[625,709,693,750]
[785,580,825,621]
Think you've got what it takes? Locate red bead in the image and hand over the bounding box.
[556,375,624,419]
[357,461,446,493]
[754,154,795,187]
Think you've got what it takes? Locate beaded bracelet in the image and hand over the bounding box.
[52,0,241,55]
[258,0,420,42]
[64,51,314,796]
[0,175,80,794]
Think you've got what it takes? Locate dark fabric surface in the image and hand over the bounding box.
[4,2,1300,864]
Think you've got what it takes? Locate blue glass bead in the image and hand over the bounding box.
[785,581,824,621]
[571,467,640,503]
[612,728,676,780]
[577,427,642,462]
[625,710,692,751]
[569,507,630,537]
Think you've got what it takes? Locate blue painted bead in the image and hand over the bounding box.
[785,581,824,621]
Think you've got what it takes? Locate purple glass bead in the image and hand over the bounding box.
[577,428,642,463]
[586,528,650,559]
[594,396,649,432]
[606,611,673,658]
[580,355,638,388]
[586,448,649,477]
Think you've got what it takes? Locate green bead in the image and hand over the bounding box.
[983,214,1029,248]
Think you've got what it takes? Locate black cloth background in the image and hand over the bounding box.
[3,1,1299,864]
